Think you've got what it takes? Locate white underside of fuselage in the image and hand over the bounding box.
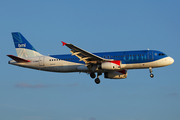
[122,56,174,69]
[9,56,173,73]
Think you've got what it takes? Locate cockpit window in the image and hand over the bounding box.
[159,53,166,56]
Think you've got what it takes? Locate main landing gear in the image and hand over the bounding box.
[95,78,100,84]
[90,72,101,84]
[90,72,96,78]
[149,67,154,78]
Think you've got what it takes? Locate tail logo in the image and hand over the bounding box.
[18,43,26,48]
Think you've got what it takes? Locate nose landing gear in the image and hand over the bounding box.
[149,67,154,78]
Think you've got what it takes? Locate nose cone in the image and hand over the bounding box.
[168,57,174,65]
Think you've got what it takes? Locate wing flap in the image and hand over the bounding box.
[7,55,31,63]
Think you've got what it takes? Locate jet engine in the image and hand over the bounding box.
[104,70,127,79]
[100,60,121,70]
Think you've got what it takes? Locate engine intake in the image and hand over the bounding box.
[100,60,121,70]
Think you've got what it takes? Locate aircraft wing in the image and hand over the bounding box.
[61,41,113,64]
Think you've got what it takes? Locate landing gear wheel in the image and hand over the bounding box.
[149,67,154,78]
[150,74,154,78]
[95,78,100,84]
[90,72,96,78]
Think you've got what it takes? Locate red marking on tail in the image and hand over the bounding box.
[61,41,67,46]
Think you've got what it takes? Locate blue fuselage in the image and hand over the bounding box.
[50,50,167,65]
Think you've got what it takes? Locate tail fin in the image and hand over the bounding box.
[12,32,42,58]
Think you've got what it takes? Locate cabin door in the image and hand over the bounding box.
[147,51,153,60]
[39,57,45,66]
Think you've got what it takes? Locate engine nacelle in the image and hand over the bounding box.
[100,60,121,70]
[104,70,127,79]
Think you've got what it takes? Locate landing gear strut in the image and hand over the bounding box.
[94,73,102,84]
[149,67,154,78]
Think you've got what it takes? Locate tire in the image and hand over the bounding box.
[90,72,96,78]
[150,74,154,78]
[95,78,100,84]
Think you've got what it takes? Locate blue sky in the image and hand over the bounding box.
[1,0,180,120]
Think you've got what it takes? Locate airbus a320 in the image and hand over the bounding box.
[7,32,174,84]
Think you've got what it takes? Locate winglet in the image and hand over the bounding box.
[61,41,67,46]
[7,55,31,63]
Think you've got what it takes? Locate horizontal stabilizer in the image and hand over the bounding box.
[7,55,31,63]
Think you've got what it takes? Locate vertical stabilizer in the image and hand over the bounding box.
[12,32,43,58]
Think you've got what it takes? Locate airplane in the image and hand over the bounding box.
[7,32,174,84]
